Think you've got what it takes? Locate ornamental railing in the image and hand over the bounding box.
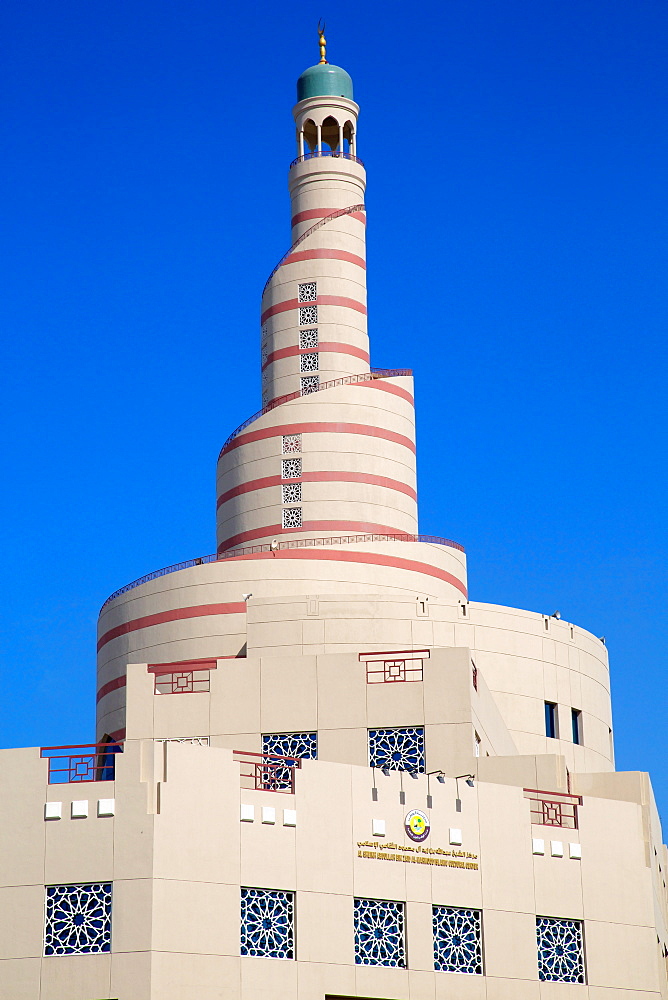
[524,788,581,829]
[100,531,466,610]
[233,749,301,794]
[41,743,123,784]
[218,368,411,458]
[289,150,364,169]
[360,649,429,684]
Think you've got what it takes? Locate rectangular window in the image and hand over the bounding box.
[299,328,318,349]
[571,709,582,745]
[368,726,425,773]
[545,701,558,739]
[299,352,319,372]
[241,888,294,959]
[298,281,317,302]
[45,883,112,955]
[281,458,302,479]
[433,905,483,974]
[281,483,302,504]
[282,507,302,529]
[354,898,405,967]
[298,304,317,326]
[536,917,585,983]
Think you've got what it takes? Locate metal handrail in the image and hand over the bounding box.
[217,367,411,459]
[262,202,365,297]
[100,532,466,610]
[41,742,123,784]
[289,150,364,169]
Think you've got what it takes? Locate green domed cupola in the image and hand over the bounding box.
[296,24,354,102]
[297,63,354,102]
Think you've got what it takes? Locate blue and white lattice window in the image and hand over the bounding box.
[299,329,318,349]
[44,883,112,956]
[354,898,405,967]
[298,282,317,302]
[301,375,319,394]
[536,917,585,983]
[299,305,318,326]
[282,507,302,529]
[433,905,483,974]
[300,352,319,373]
[262,731,316,788]
[241,887,294,959]
[368,726,426,772]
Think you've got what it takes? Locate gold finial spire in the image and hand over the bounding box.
[318,20,327,64]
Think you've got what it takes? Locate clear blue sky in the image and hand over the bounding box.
[1,1,667,818]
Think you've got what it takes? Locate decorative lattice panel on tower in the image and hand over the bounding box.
[433,906,483,974]
[301,375,319,394]
[282,483,302,504]
[281,458,302,479]
[299,305,318,326]
[536,917,585,983]
[282,507,302,528]
[298,281,317,302]
[354,898,405,967]
[282,434,301,454]
[368,726,426,772]
[299,329,318,349]
[261,344,269,367]
[300,352,319,372]
[44,883,112,955]
[241,888,294,959]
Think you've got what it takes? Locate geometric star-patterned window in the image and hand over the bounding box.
[300,352,319,372]
[240,887,294,959]
[282,483,302,504]
[354,898,405,967]
[282,507,302,529]
[299,305,318,326]
[282,434,301,454]
[281,458,302,479]
[433,906,483,974]
[44,883,112,955]
[301,375,319,394]
[368,726,425,772]
[299,328,318,349]
[298,281,317,302]
[263,731,316,787]
[536,917,585,983]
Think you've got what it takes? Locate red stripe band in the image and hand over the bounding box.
[221,422,416,457]
[281,248,366,270]
[263,342,370,370]
[217,471,417,508]
[291,209,366,228]
[261,295,366,325]
[98,602,246,652]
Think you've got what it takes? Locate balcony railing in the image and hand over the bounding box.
[290,150,364,169]
[524,788,581,829]
[360,649,429,684]
[41,743,123,784]
[233,749,302,794]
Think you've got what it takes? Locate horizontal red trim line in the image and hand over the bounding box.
[218,521,414,553]
[261,295,366,325]
[281,248,366,270]
[263,342,370,370]
[219,548,468,598]
[263,376,415,411]
[217,471,417,509]
[148,658,218,674]
[222,422,415,457]
[98,602,247,652]
[96,675,126,703]
[291,208,366,228]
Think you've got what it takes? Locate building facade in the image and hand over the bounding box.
[1,38,668,1000]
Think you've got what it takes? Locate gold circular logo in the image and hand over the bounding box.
[405,808,430,842]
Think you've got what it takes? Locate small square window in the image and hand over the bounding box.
[354,898,405,967]
[298,281,317,302]
[299,329,318,349]
[536,917,585,983]
[282,483,302,504]
[281,458,302,480]
[433,905,483,974]
[44,883,112,955]
[282,507,302,528]
[299,305,317,326]
[241,888,294,959]
[300,352,319,372]
[301,375,319,395]
[282,434,301,454]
